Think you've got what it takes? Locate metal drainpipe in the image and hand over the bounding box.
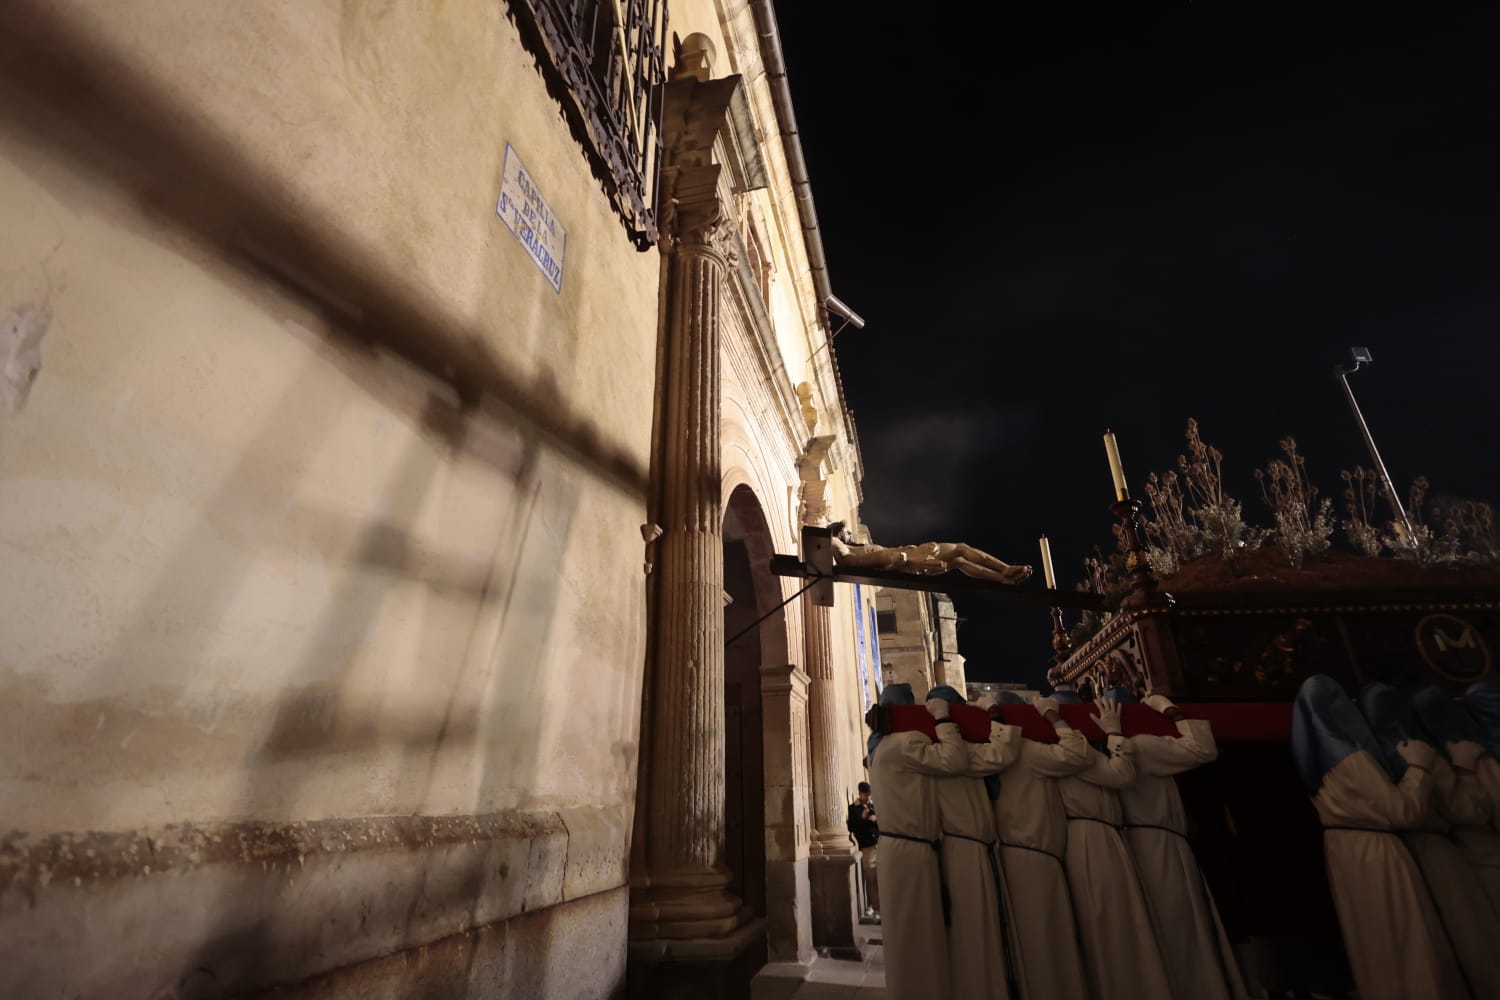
[747,0,832,310]
[749,0,869,482]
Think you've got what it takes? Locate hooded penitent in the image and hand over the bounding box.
[1299,675,1472,1000]
[1291,674,1387,790]
[868,682,914,764]
[924,686,1018,1000]
[1464,682,1500,761]
[1412,685,1487,759]
[927,685,999,800]
[1357,682,1421,782]
[1052,687,1174,1000]
[1111,686,1246,1000]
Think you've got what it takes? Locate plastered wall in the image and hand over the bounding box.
[0,2,658,996]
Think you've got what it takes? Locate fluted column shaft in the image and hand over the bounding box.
[629,223,748,941]
[805,596,855,855]
[648,239,725,877]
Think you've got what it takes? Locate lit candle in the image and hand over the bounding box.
[1039,535,1057,590]
[1103,429,1129,501]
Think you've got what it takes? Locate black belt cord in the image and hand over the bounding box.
[999,838,1065,866]
[1015,827,1094,991]
[943,830,1021,1000]
[1123,821,1188,838]
[879,830,950,927]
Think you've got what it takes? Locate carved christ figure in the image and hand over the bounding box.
[829,524,1032,585]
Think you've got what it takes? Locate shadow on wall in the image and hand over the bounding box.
[174,388,579,996]
[0,1,649,500]
[0,8,653,997]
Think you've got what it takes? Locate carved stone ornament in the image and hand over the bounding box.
[796,381,819,436]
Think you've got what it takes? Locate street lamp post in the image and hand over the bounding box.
[1334,347,1418,547]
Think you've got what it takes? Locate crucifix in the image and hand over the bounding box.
[726,524,1105,649]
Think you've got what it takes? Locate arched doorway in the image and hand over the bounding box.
[721,483,800,964]
[723,501,766,922]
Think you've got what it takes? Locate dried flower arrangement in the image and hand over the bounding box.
[1069,418,1500,640]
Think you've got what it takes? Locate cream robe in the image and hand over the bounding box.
[1453,756,1500,912]
[1121,719,1249,1000]
[1401,755,1500,998]
[934,722,1022,1000]
[871,722,969,1000]
[1057,735,1172,1000]
[1312,750,1466,1000]
[1479,754,1500,813]
[992,728,1091,1000]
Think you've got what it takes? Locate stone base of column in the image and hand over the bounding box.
[626,918,768,1000]
[765,857,813,963]
[807,854,863,960]
[628,872,747,941]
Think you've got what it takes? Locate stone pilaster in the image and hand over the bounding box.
[761,663,813,963]
[803,592,861,958]
[795,433,862,957]
[804,598,852,858]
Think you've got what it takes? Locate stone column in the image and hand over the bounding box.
[628,75,752,949]
[630,194,745,942]
[797,449,862,957]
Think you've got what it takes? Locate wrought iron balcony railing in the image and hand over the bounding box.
[507,0,668,250]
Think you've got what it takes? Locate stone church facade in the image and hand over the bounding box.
[0,1,879,998]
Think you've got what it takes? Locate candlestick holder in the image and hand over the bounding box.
[1111,498,1174,609]
[1049,605,1074,664]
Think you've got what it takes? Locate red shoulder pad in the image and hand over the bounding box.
[889,704,938,741]
[950,703,992,743]
[994,704,1060,744]
[1059,704,1107,743]
[1121,703,1179,737]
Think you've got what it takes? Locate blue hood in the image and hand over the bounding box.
[1464,682,1500,761]
[1102,687,1138,704]
[868,683,915,764]
[1291,675,1385,790]
[1356,682,1418,782]
[996,690,1026,705]
[926,685,964,705]
[1412,685,1485,760]
[1052,689,1085,704]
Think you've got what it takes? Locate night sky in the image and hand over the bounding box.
[772,7,1500,689]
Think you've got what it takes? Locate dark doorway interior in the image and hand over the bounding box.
[723,507,767,920]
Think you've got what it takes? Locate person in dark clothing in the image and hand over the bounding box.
[848,780,880,914]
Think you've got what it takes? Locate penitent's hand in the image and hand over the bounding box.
[1448,740,1485,771]
[926,698,952,720]
[1094,697,1123,736]
[1397,739,1436,771]
[1031,696,1061,722]
[1143,694,1175,714]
